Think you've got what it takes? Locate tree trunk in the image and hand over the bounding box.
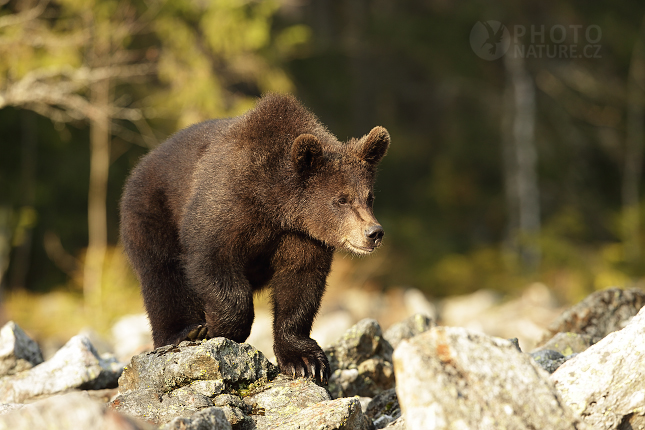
[622,17,645,263]
[83,76,110,313]
[501,66,519,258]
[503,53,540,271]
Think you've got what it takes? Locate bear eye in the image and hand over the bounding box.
[367,193,374,207]
[337,195,349,206]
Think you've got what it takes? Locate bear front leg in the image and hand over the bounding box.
[270,235,333,383]
[184,252,255,344]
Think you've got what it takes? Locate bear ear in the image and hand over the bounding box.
[292,134,323,174]
[356,126,390,165]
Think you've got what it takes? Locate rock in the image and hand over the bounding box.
[552,305,645,429]
[118,338,276,394]
[364,388,401,429]
[0,321,43,376]
[508,337,521,351]
[111,314,153,362]
[160,407,233,430]
[0,335,123,403]
[383,314,434,350]
[212,394,254,430]
[112,338,277,425]
[0,404,23,415]
[0,391,153,430]
[533,332,593,356]
[529,349,569,374]
[325,319,395,398]
[402,288,437,322]
[439,284,563,351]
[393,326,583,429]
[326,319,394,368]
[541,287,645,344]
[243,375,331,429]
[382,417,405,429]
[265,397,373,430]
[439,289,501,328]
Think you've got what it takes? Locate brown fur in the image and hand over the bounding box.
[120,94,390,382]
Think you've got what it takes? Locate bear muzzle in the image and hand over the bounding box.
[343,224,384,254]
[365,224,384,247]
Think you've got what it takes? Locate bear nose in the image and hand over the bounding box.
[365,225,384,244]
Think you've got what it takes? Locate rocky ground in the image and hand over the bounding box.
[0,286,644,429]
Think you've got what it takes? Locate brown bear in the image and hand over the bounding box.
[120,93,389,383]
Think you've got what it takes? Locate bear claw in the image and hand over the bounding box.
[275,345,330,385]
[185,325,209,341]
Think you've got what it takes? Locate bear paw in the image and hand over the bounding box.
[184,324,210,341]
[274,337,330,384]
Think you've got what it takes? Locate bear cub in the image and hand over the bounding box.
[120,94,390,382]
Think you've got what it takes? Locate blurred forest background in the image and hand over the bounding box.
[1,0,645,341]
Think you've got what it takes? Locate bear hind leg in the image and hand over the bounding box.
[139,256,208,347]
[121,208,206,348]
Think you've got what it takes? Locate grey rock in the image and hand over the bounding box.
[552,305,645,429]
[0,335,123,403]
[112,386,216,424]
[541,287,645,344]
[0,391,153,430]
[213,394,253,430]
[393,326,584,429]
[262,397,373,430]
[326,319,393,369]
[508,337,521,351]
[118,338,276,394]
[243,375,331,429]
[382,417,405,430]
[364,388,400,429]
[530,349,568,374]
[0,321,43,376]
[160,407,233,430]
[325,319,395,398]
[112,338,277,425]
[383,314,434,350]
[216,405,253,430]
[534,331,594,356]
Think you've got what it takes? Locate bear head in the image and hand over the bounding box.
[291,126,390,255]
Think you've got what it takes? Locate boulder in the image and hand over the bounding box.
[382,314,434,350]
[533,331,593,356]
[0,391,152,430]
[242,375,331,429]
[393,326,584,429]
[324,319,395,398]
[0,335,123,403]
[364,388,400,429]
[160,407,232,430]
[540,287,645,344]
[0,321,43,376]
[382,417,405,429]
[529,349,570,374]
[552,305,645,429]
[264,398,373,430]
[111,338,277,425]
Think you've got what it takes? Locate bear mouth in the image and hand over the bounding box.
[344,241,376,254]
